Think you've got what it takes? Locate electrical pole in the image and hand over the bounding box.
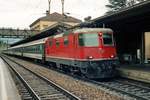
[48,0,51,14]
[61,0,64,15]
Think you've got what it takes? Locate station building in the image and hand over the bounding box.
[29,12,82,31]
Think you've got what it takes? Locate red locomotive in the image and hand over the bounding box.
[45,28,118,78]
[3,28,118,79]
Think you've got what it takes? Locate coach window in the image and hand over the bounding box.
[33,47,35,53]
[56,39,60,47]
[32,46,34,53]
[37,45,39,53]
[64,36,68,46]
[36,46,38,53]
[36,45,38,53]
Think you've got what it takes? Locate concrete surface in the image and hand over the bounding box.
[0,57,21,100]
[117,65,150,83]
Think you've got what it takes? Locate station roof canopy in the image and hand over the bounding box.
[78,0,150,32]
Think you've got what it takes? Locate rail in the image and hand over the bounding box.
[1,55,80,100]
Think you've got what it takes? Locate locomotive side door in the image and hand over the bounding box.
[73,33,81,66]
[73,34,77,65]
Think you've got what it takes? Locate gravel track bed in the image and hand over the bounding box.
[6,56,122,100]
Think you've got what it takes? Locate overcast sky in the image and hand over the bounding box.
[0,0,108,29]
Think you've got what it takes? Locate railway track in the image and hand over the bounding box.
[42,59,150,99]
[8,66,33,99]
[2,55,150,100]
[49,62,150,99]
[1,56,80,100]
[43,62,150,100]
[87,78,150,100]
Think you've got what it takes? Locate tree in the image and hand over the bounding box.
[137,0,146,2]
[127,0,147,6]
[105,0,147,14]
[84,16,92,22]
[127,0,136,6]
[106,0,127,14]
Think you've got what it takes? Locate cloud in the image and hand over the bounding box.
[0,0,108,29]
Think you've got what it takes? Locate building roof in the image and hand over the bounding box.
[30,12,82,27]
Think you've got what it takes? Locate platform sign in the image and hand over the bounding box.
[145,32,150,62]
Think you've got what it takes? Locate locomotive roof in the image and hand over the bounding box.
[52,28,113,38]
[73,28,113,33]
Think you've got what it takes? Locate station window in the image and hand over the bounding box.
[64,36,69,46]
[56,39,60,47]
[43,25,48,28]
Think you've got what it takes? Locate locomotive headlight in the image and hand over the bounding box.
[87,56,93,59]
[110,55,114,58]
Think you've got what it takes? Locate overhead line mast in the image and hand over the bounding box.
[48,0,51,14]
[61,0,64,15]
[48,0,64,15]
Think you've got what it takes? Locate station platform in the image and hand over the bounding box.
[117,64,150,83]
[0,57,21,100]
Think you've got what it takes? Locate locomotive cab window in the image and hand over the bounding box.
[64,36,69,46]
[103,33,113,46]
[78,33,99,47]
[49,40,52,46]
[56,39,60,47]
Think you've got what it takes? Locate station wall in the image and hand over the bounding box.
[145,32,150,61]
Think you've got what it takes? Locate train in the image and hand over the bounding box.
[3,28,118,79]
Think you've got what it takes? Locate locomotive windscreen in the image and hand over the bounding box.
[103,34,113,46]
[78,33,99,47]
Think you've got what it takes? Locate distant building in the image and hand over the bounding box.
[30,12,82,31]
